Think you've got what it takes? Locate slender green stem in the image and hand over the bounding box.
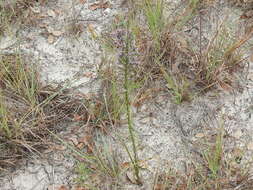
[122,18,141,184]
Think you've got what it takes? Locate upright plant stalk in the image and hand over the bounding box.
[122,17,141,184]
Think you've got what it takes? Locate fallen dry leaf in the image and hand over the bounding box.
[233,129,243,139]
[46,26,63,36]
[195,133,205,138]
[54,9,62,15]
[79,0,87,4]
[44,148,53,154]
[76,143,84,149]
[133,88,161,108]
[47,35,54,44]
[126,171,139,184]
[78,135,92,144]
[250,53,253,62]
[240,10,253,19]
[54,144,66,151]
[89,1,110,11]
[58,185,68,190]
[73,187,87,190]
[82,93,94,100]
[83,72,93,78]
[44,144,66,153]
[46,26,54,33]
[87,24,97,38]
[219,81,232,91]
[78,135,94,153]
[73,114,83,121]
[52,30,63,37]
[248,72,253,80]
[247,142,253,150]
[48,185,69,190]
[154,184,164,190]
[39,22,48,28]
[30,6,41,14]
[141,158,153,169]
[47,9,56,17]
[171,61,180,74]
[121,162,131,169]
[232,147,243,157]
[69,137,79,146]
[39,0,47,5]
[176,35,188,48]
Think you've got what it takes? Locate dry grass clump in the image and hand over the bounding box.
[102,0,250,104]
[0,53,88,171]
[145,0,246,92]
[186,21,244,92]
[154,129,253,190]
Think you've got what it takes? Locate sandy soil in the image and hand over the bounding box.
[0,0,252,189]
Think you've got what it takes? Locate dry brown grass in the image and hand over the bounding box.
[154,129,253,190]
[101,0,250,105]
[0,53,88,171]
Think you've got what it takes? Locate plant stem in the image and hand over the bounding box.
[122,17,141,184]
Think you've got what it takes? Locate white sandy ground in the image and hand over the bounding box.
[0,0,253,189]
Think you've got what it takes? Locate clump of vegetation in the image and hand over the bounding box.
[153,128,253,190]
[101,0,248,105]
[0,53,88,171]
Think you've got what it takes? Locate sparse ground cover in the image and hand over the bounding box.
[0,0,253,190]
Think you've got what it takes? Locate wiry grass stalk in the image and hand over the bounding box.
[121,18,141,184]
